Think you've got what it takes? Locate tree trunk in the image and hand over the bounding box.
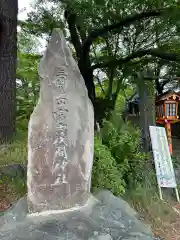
[107,67,116,100]
[80,67,95,103]
[64,8,96,104]
[155,78,163,95]
[138,77,156,152]
[0,0,17,141]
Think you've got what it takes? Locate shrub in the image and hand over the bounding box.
[92,136,125,196]
[16,97,34,132]
[101,112,148,188]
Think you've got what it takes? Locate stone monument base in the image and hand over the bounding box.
[0,190,157,240]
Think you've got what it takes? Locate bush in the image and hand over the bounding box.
[16,97,34,132]
[92,136,125,196]
[101,112,148,188]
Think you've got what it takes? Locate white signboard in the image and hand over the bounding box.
[149,126,177,188]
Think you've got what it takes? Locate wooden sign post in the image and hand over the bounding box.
[149,126,179,202]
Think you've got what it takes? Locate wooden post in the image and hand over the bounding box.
[158,186,163,200]
[137,73,156,152]
[175,188,180,202]
[165,121,173,154]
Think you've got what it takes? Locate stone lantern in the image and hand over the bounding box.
[156,91,180,154]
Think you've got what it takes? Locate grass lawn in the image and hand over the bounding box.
[0,132,27,166]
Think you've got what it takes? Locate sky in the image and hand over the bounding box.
[18,0,32,21]
[18,0,47,52]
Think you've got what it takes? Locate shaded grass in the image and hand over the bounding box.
[0,132,27,212]
[0,132,27,166]
[0,175,26,213]
[0,175,26,198]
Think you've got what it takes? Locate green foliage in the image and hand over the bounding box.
[101,112,148,188]
[20,0,180,110]
[16,48,40,131]
[92,136,125,195]
[10,177,26,196]
[92,89,148,194]
[92,111,148,196]
[17,29,42,53]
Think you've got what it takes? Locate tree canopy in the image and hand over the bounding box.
[19,1,180,99]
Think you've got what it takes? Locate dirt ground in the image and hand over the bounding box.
[0,181,25,213]
[0,184,15,212]
[136,200,180,240]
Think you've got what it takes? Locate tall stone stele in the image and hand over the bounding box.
[27,29,94,213]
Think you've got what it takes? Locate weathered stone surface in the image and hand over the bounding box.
[0,191,157,240]
[27,29,94,213]
[0,197,28,226]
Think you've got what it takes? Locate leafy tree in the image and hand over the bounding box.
[16,29,42,131]
[17,0,180,146]
[21,1,180,101]
[17,28,42,53]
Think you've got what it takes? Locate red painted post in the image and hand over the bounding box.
[165,120,172,154]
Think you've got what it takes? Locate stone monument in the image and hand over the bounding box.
[27,29,94,213]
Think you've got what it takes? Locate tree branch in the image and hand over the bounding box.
[161,79,171,87]
[82,8,170,51]
[64,9,82,59]
[94,75,106,95]
[91,49,180,70]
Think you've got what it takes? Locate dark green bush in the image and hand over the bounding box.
[16,96,35,131]
[101,113,148,188]
[92,136,126,195]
